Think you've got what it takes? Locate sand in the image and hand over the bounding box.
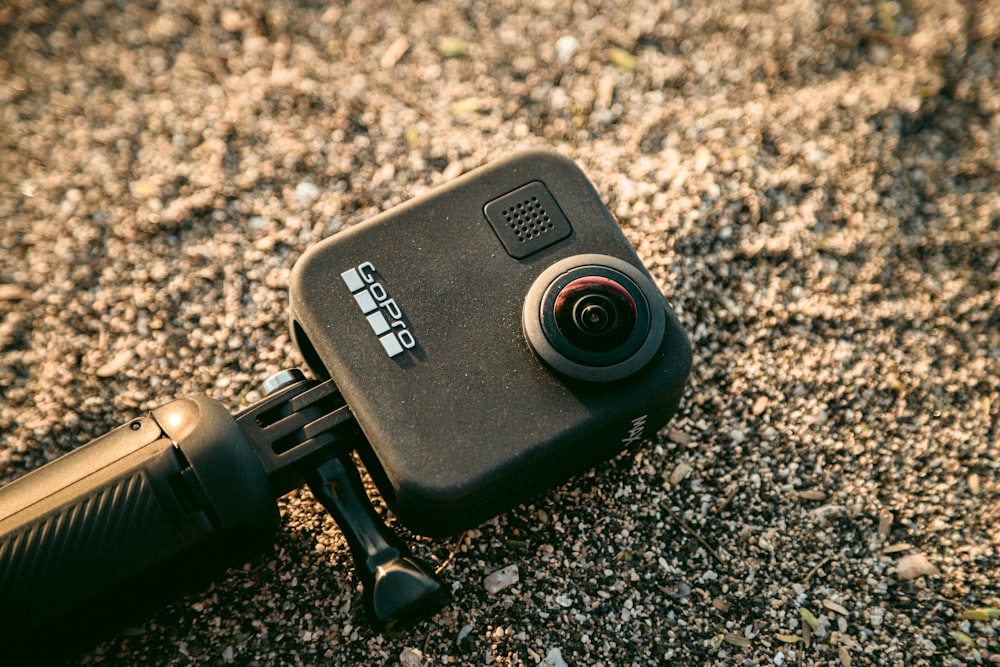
[1,0,998,664]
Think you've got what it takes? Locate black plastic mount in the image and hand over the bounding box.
[233,372,450,632]
[234,376,356,497]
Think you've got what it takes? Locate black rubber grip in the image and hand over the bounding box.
[0,417,214,635]
[0,396,280,659]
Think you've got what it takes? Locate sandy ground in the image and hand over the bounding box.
[2,0,999,665]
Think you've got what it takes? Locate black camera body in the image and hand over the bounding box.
[290,150,691,536]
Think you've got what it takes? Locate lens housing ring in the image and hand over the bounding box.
[523,254,666,382]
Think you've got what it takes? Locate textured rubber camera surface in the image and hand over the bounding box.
[289,150,691,536]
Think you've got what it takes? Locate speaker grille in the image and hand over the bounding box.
[484,181,572,258]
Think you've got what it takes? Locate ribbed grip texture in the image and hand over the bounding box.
[0,439,215,635]
[2,472,162,611]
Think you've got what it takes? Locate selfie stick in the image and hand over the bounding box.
[0,369,449,645]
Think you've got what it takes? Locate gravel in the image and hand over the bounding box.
[2,0,998,665]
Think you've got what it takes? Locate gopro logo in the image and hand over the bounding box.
[341,262,416,358]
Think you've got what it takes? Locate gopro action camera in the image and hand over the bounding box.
[0,150,690,658]
[289,149,691,536]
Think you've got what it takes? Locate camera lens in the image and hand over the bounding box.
[538,265,651,368]
[553,277,637,352]
[523,254,667,382]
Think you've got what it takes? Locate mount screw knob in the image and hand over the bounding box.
[260,369,306,396]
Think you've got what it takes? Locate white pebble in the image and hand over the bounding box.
[295,180,320,205]
[539,648,567,667]
[554,36,579,64]
[399,647,424,667]
[484,564,519,593]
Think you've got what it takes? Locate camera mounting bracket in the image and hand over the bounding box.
[233,370,450,634]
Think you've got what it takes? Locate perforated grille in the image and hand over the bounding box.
[503,196,553,241]
[484,181,572,259]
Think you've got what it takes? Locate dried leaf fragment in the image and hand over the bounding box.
[796,489,827,501]
[838,645,852,666]
[712,597,730,612]
[877,0,899,33]
[438,36,466,57]
[96,349,135,378]
[967,472,981,496]
[775,633,800,643]
[799,607,819,629]
[129,180,159,199]
[954,630,976,647]
[963,608,1000,621]
[881,542,912,554]
[607,47,637,72]
[450,97,483,115]
[722,634,750,648]
[822,599,849,616]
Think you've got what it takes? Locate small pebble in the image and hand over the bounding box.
[398,647,424,667]
[380,35,410,69]
[554,36,579,64]
[484,565,519,594]
[0,285,28,301]
[539,648,567,667]
[896,552,939,580]
[822,599,849,616]
[295,181,320,205]
[95,349,135,378]
[669,461,692,485]
[968,472,981,495]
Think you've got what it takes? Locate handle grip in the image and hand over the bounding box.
[0,396,279,657]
